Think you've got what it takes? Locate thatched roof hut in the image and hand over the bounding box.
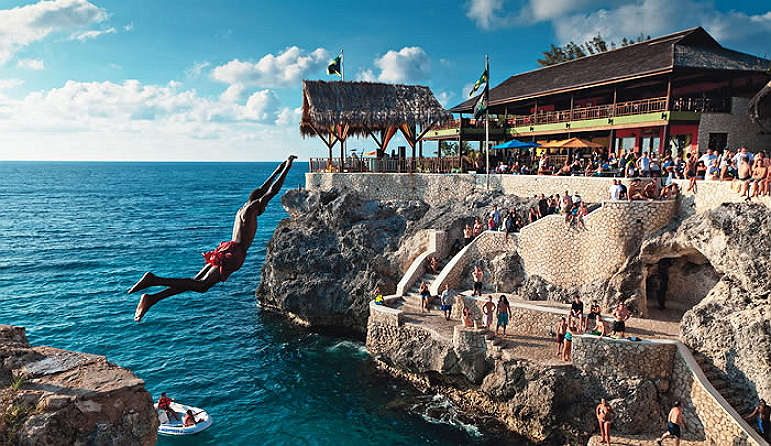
[301,81,452,154]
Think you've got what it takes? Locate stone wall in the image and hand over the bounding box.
[572,336,676,392]
[368,301,402,326]
[673,179,771,218]
[306,173,770,219]
[670,343,767,446]
[698,97,771,154]
[518,200,678,288]
[431,230,518,295]
[570,334,768,446]
[307,172,669,206]
[453,294,566,337]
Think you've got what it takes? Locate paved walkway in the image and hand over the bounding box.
[397,291,683,367]
[586,433,704,445]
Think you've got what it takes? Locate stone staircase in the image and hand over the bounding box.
[398,260,448,312]
[691,351,754,420]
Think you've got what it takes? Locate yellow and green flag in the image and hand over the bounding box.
[469,64,488,97]
[327,53,342,77]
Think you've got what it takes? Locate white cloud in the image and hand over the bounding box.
[0,0,107,64]
[367,47,431,84]
[0,78,311,161]
[466,0,524,30]
[16,58,45,70]
[0,79,24,90]
[211,46,329,88]
[275,106,302,125]
[238,90,280,122]
[356,69,377,82]
[70,27,116,42]
[465,0,771,51]
[220,83,246,103]
[185,61,211,79]
[435,91,455,107]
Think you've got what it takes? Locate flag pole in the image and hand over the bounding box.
[485,55,490,190]
[341,49,345,169]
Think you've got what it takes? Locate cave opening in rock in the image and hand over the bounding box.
[644,250,720,321]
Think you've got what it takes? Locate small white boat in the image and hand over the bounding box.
[154,401,213,436]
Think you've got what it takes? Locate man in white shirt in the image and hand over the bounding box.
[698,149,717,171]
[637,152,651,176]
[608,179,623,200]
[732,146,754,167]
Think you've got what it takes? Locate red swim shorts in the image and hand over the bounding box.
[202,241,246,281]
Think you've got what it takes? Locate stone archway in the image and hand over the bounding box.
[642,248,720,321]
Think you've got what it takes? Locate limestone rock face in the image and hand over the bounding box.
[642,203,771,402]
[0,325,157,446]
[257,188,535,332]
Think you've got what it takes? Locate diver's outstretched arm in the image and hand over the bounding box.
[248,160,287,202]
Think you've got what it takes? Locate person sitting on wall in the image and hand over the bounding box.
[706,158,721,181]
[591,315,608,337]
[537,155,550,175]
[586,300,601,332]
[719,158,737,181]
[661,182,680,200]
[554,161,571,176]
[373,286,387,307]
[627,179,647,201]
[568,296,585,332]
[642,180,659,201]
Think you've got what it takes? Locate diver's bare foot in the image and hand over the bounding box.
[288,155,297,161]
[128,272,155,294]
[134,294,151,322]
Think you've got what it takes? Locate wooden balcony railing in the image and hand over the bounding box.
[509,97,668,127]
[309,157,464,174]
[430,95,730,133]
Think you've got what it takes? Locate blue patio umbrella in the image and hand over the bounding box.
[491,139,541,149]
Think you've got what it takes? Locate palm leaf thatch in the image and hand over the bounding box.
[301,80,452,138]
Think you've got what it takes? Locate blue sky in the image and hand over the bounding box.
[0,0,769,161]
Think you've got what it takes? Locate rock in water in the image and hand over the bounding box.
[0,325,158,446]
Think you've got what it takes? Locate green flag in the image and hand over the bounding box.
[473,88,488,119]
[469,66,488,96]
[327,53,342,77]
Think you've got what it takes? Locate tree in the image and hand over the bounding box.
[436,141,472,157]
[537,33,651,66]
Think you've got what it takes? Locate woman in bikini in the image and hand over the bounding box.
[596,398,616,445]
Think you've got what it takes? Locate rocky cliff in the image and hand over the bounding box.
[258,184,769,443]
[641,203,771,403]
[256,187,534,332]
[0,325,157,446]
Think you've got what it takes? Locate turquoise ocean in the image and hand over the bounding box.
[0,162,530,445]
